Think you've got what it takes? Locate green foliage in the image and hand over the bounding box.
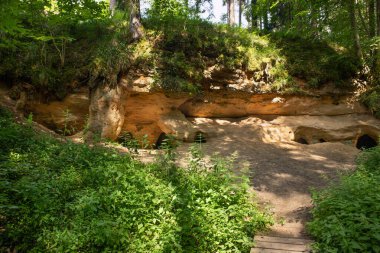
[148,0,190,19]
[0,0,110,98]
[361,87,380,118]
[0,0,365,95]
[0,109,272,252]
[308,146,380,252]
[270,32,359,88]
[151,144,273,252]
[143,16,294,92]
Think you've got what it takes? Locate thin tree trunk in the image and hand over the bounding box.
[377,0,380,36]
[369,0,376,37]
[228,0,235,25]
[348,0,363,59]
[195,0,201,14]
[374,0,380,82]
[251,0,257,30]
[260,16,262,30]
[369,0,376,73]
[239,0,243,27]
[358,4,370,35]
[110,0,117,16]
[263,8,268,30]
[129,0,144,41]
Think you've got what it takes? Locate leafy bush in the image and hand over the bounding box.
[0,109,272,252]
[270,32,359,89]
[142,16,292,92]
[361,87,380,118]
[308,146,380,252]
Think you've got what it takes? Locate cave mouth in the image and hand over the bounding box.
[356,134,378,150]
[118,132,135,147]
[319,138,326,143]
[296,137,309,145]
[155,133,168,149]
[194,132,207,143]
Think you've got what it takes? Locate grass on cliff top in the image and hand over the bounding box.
[0,13,359,99]
[0,108,272,252]
[92,17,359,93]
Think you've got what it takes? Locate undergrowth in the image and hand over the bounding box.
[0,108,272,252]
[308,145,380,252]
[361,86,380,118]
[0,8,359,98]
[270,32,359,89]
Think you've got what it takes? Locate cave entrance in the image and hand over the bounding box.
[296,138,308,145]
[118,132,134,146]
[155,133,168,149]
[194,132,207,143]
[356,134,378,150]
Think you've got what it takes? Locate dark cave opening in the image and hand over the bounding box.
[356,134,378,150]
[194,132,207,143]
[296,138,309,145]
[155,133,168,149]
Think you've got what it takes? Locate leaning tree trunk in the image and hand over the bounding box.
[348,0,363,60]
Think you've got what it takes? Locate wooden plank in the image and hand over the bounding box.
[255,236,313,245]
[255,241,310,251]
[251,248,306,253]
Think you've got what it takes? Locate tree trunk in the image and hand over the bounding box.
[129,0,144,41]
[377,0,380,36]
[358,4,370,35]
[348,0,363,59]
[239,0,243,27]
[369,0,376,37]
[375,0,380,83]
[251,0,257,30]
[263,6,269,31]
[227,0,235,26]
[86,84,126,142]
[195,0,201,14]
[110,0,117,16]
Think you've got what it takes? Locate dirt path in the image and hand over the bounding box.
[159,117,360,239]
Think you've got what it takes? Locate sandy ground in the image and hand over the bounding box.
[137,117,360,239]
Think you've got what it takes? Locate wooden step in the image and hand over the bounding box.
[251,236,313,253]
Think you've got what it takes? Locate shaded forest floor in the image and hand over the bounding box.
[134,117,360,239]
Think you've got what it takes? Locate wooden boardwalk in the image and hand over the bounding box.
[251,236,313,253]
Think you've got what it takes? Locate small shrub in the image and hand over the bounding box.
[270,32,359,89]
[361,87,380,118]
[308,146,380,252]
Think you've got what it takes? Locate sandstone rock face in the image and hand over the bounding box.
[180,92,368,117]
[25,88,89,134]
[121,92,188,144]
[186,114,380,150]
[87,84,126,140]
[158,110,201,143]
[258,115,380,145]
[16,77,377,147]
